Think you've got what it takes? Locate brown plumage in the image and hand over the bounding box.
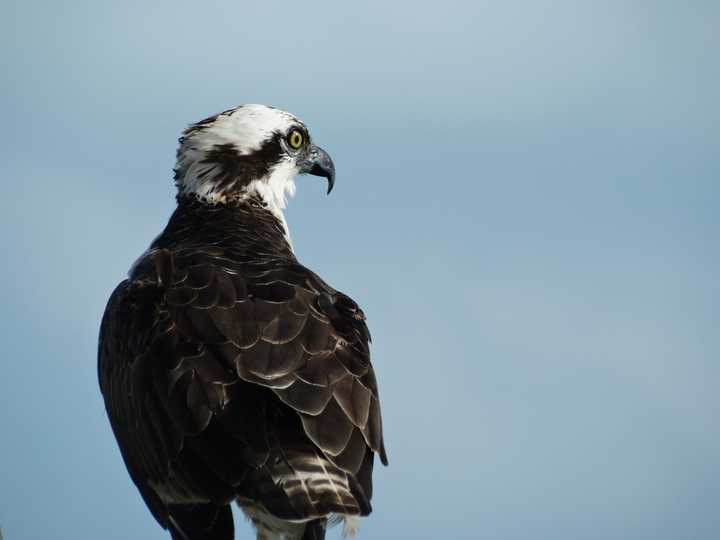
[99,194,387,540]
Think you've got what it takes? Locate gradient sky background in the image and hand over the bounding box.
[2,1,719,539]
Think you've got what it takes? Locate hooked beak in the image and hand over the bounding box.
[299,144,336,194]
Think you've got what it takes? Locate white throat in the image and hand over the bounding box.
[246,159,298,249]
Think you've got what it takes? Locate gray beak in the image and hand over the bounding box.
[300,144,336,194]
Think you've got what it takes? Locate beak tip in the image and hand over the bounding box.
[303,144,336,195]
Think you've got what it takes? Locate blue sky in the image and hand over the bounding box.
[2,1,719,539]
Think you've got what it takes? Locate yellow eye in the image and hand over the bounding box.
[287,129,304,150]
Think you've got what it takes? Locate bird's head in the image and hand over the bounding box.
[173,104,335,210]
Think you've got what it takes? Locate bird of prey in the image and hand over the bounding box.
[98,104,387,540]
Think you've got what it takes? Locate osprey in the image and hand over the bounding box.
[98,105,387,540]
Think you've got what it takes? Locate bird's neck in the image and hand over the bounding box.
[151,195,295,259]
